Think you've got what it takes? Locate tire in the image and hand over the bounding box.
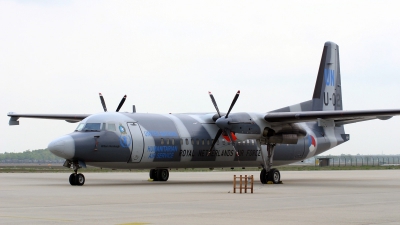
[260,169,267,184]
[157,169,169,182]
[76,173,85,186]
[69,173,76,185]
[268,169,280,184]
[149,169,155,179]
[151,169,159,181]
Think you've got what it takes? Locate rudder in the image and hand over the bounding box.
[312,42,343,111]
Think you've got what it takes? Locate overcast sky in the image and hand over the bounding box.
[1,0,400,156]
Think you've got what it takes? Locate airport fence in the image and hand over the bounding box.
[315,155,400,167]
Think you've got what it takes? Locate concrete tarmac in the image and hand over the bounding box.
[1,170,400,225]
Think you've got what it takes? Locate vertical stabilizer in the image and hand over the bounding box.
[312,42,343,111]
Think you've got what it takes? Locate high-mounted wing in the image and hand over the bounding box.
[7,93,128,125]
[8,113,90,125]
[264,109,400,126]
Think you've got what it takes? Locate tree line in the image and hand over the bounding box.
[0,149,63,163]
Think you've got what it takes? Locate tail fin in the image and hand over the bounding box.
[312,42,343,111]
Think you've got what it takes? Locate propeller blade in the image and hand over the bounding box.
[99,93,107,112]
[208,91,221,117]
[207,129,223,155]
[225,90,240,118]
[226,130,240,159]
[116,95,127,112]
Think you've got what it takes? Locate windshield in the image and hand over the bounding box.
[75,123,101,132]
[75,123,85,131]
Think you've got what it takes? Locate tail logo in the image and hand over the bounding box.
[307,135,316,152]
[324,69,335,86]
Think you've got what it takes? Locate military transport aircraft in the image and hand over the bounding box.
[8,42,400,186]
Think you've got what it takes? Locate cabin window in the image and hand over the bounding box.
[196,139,199,145]
[207,139,210,145]
[166,139,170,145]
[191,139,194,145]
[186,139,189,145]
[172,139,175,145]
[180,139,183,145]
[161,138,164,145]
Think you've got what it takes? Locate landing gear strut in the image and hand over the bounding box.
[65,161,85,186]
[149,169,169,181]
[259,142,281,184]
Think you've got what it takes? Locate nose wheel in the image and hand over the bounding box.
[69,173,85,186]
[66,161,85,186]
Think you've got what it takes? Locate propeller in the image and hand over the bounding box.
[116,95,127,112]
[99,93,107,112]
[99,93,127,112]
[207,91,240,157]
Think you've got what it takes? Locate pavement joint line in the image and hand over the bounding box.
[0,215,74,222]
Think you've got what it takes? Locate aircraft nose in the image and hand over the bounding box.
[48,135,75,159]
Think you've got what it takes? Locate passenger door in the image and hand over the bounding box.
[127,122,144,163]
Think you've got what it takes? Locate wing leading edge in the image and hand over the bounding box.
[8,113,90,125]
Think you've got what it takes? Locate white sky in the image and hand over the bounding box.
[1,0,400,155]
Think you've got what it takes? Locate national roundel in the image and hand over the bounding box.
[307,135,316,151]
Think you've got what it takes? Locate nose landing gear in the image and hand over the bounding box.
[69,171,85,186]
[64,160,86,186]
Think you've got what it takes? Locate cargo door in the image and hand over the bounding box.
[127,122,144,163]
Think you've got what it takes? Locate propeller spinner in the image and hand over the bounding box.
[208,90,240,156]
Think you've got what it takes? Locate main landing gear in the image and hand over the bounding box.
[259,142,281,184]
[260,168,281,184]
[149,169,169,181]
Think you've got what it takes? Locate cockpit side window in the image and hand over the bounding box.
[75,123,85,131]
[82,123,101,131]
[107,123,116,132]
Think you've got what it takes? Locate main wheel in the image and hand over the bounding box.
[149,169,155,179]
[69,173,76,185]
[267,169,280,184]
[150,169,159,181]
[157,169,169,182]
[260,169,267,184]
[76,173,85,186]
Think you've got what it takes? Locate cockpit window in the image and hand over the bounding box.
[75,123,85,131]
[82,123,101,131]
[107,123,116,132]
